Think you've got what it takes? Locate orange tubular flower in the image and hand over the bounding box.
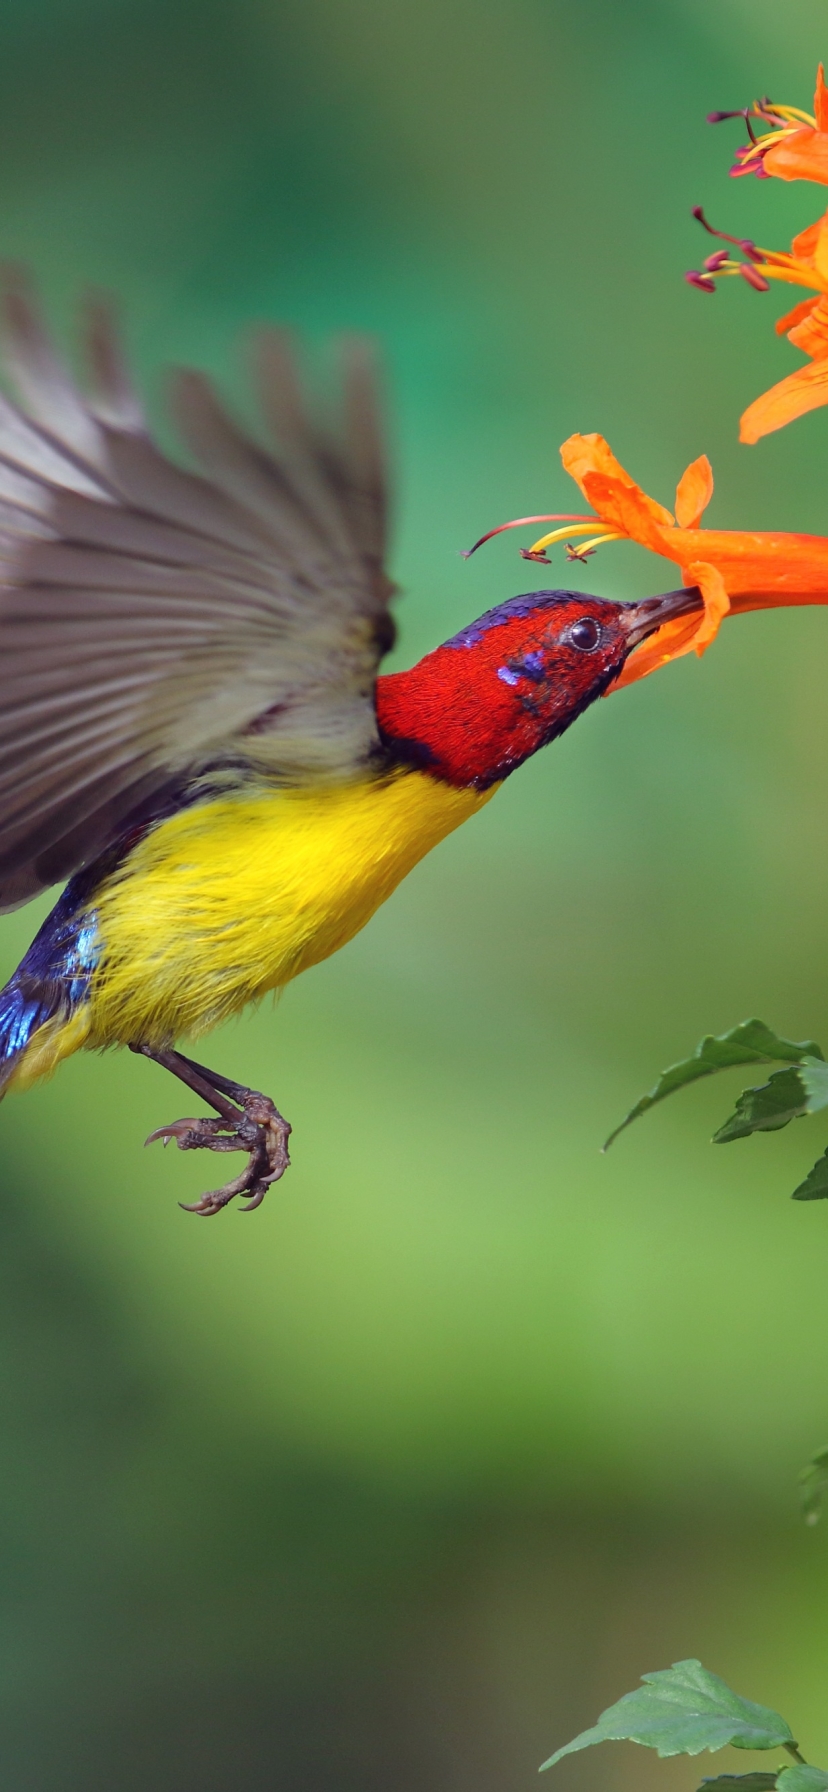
[466,433,828,689]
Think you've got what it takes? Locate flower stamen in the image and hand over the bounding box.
[524,521,618,555]
[691,207,765,261]
[461,514,596,558]
[684,206,823,299]
[708,95,817,181]
[464,511,627,570]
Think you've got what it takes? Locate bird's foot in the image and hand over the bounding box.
[146,1088,291,1215]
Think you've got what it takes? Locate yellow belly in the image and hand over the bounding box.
[72,768,495,1051]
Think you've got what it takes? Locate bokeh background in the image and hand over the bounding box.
[1,0,828,1785]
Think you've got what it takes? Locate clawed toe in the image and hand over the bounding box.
[138,1051,292,1215]
[179,1158,263,1216]
[145,1116,225,1149]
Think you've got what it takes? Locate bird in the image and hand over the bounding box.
[0,272,702,1214]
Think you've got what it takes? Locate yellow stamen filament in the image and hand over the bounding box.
[759,104,817,126]
[736,126,800,164]
[566,531,626,555]
[527,520,616,554]
[712,253,825,295]
[749,262,823,291]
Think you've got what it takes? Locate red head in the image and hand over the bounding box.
[375,587,702,789]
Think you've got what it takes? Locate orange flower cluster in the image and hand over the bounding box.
[688,64,828,441]
[467,58,828,687]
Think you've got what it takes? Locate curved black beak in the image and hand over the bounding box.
[620,586,704,650]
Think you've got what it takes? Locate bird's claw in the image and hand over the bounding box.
[145,1116,225,1149]
[145,1092,291,1215]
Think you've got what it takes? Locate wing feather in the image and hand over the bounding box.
[169,366,356,570]
[44,490,284,588]
[1,267,109,466]
[0,277,395,909]
[0,391,112,499]
[337,335,388,564]
[81,292,145,431]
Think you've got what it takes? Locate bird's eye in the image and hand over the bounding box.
[567,617,601,652]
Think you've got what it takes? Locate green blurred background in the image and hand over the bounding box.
[1,0,828,1785]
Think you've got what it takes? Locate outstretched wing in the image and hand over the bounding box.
[0,270,395,911]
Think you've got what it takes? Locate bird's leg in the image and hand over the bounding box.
[130,1044,291,1216]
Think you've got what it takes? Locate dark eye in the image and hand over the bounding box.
[567,617,601,652]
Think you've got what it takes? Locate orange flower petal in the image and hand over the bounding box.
[560,433,674,524]
[791,217,822,259]
[786,291,828,355]
[611,611,704,691]
[667,526,828,600]
[612,561,730,692]
[740,357,828,441]
[813,212,828,280]
[683,560,730,653]
[559,433,675,555]
[815,62,828,133]
[763,128,828,184]
[674,455,714,529]
[559,432,628,498]
[579,471,672,552]
[776,295,818,336]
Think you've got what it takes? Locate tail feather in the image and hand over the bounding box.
[0,972,67,1093]
[0,873,99,1095]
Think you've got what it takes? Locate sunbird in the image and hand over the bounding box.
[0,276,702,1213]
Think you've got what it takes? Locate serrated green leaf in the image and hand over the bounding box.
[713,1059,828,1144]
[777,1769,828,1792]
[798,1445,828,1525]
[699,1774,779,1792]
[604,1023,823,1150]
[539,1660,794,1771]
[792,1151,828,1202]
[713,1068,810,1143]
[796,1059,828,1108]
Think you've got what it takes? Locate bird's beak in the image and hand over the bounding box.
[620,586,704,650]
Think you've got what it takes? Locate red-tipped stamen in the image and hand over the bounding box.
[738,263,770,291]
[692,207,765,262]
[709,98,811,132]
[731,150,771,181]
[708,107,760,145]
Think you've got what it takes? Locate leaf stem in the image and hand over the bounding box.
[784,1744,808,1765]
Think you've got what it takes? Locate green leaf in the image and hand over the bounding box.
[714,1059,828,1144]
[777,1770,828,1792]
[604,1022,823,1150]
[713,1067,810,1143]
[539,1660,794,1771]
[798,1445,828,1525]
[792,1150,828,1202]
[699,1775,780,1792]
